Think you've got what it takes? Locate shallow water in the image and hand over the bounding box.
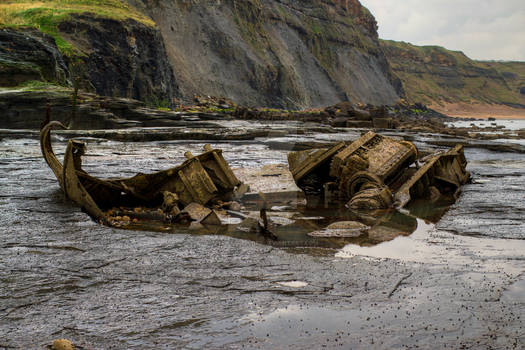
[446,118,525,131]
[1,125,525,349]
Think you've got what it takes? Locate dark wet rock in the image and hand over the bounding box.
[0,28,69,87]
[331,117,349,127]
[351,108,372,120]
[345,120,373,128]
[57,14,178,103]
[428,139,525,153]
[0,90,185,130]
[197,112,233,121]
[372,117,393,129]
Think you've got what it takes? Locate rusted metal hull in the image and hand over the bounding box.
[40,122,243,226]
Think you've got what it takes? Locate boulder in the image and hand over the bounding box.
[350,108,371,120]
[373,117,393,129]
[346,120,373,128]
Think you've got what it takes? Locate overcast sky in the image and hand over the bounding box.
[360,0,525,61]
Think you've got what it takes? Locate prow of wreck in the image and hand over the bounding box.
[288,131,470,211]
[40,121,245,226]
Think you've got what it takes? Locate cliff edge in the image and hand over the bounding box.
[1,0,402,109]
[381,40,525,116]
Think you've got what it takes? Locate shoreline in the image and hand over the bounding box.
[430,102,525,120]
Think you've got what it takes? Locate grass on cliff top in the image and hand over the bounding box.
[0,0,154,55]
[381,39,472,65]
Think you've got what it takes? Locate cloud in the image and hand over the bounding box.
[360,0,525,61]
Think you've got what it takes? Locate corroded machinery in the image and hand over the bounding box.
[40,121,245,226]
[288,131,469,210]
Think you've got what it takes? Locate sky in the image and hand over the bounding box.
[359,0,525,61]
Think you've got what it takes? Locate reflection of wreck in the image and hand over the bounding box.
[40,121,246,226]
[288,131,470,210]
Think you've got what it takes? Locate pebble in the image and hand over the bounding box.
[52,339,75,350]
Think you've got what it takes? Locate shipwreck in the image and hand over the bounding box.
[40,123,470,247]
[288,131,470,211]
[40,121,248,228]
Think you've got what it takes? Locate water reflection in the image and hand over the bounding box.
[114,190,456,250]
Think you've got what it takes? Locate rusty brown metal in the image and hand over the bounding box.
[394,144,470,208]
[287,131,469,211]
[40,121,244,226]
[196,144,242,192]
[331,132,417,198]
[287,142,346,194]
[288,142,346,183]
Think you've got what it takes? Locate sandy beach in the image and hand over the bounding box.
[431,102,525,119]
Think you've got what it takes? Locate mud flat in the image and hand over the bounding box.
[1,123,525,349]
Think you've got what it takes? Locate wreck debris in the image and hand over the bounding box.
[287,142,346,194]
[182,202,222,226]
[162,191,181,216]
[40,121,245,227]
[288,131,469,211]
[257,192,278,240]
[40,120,468,247]
[394,144,470,208]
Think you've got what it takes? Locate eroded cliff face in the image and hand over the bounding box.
[131,0,401,108]
[0,28,69,87]
[381,40,525,108]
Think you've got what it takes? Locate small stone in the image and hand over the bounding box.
[228,201,242,211]
[52,339,76,350]
[308,221,369,238]
[326,221,369,230]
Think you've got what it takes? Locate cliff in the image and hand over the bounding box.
[1,1,177,105]
[381,40,525,109]
[131,0,402,108]
[1,0,401,109]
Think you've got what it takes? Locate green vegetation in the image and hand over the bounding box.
[0,80,69,92]
[147,96,171,110]
[201,106,235,113]
[0,0,153,55]
[231,0,269,56]
[481,61,525,100]
[381,39,525,106]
